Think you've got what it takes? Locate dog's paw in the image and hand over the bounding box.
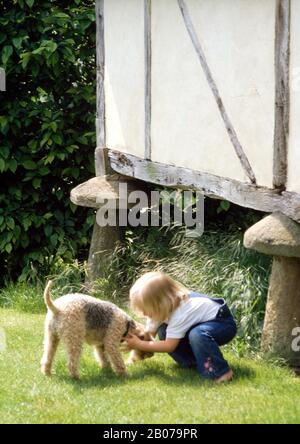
[126,356,137,366]
[114,368,128,377]
[40,364,51,376]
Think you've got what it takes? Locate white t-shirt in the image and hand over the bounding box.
[145,292,221,339]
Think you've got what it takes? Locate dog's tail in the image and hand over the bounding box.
[44,280,59,314]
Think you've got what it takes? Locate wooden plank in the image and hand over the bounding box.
[144,0,152,160]
[95,0,106,176]
[273,0,290,190]
[107,148,300,223]
[177,0,256,185]
[88,1,122,286]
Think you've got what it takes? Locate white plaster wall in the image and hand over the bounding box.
[104,0,145,157]
[288,0,300,194]
[151,0,275,186]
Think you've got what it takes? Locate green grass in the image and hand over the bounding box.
[1,308,300,424]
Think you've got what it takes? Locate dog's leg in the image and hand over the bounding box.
[66,341,82,380]
[63,334,83,380]
[103,338,127,376]
[41,328,59,376]
[94,344,112,369]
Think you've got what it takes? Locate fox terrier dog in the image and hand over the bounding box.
[41,281,153,379]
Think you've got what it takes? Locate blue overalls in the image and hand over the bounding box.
[157,292,237,380]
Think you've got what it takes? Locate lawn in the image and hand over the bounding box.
[0,308,300,424]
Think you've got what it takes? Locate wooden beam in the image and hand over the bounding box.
[107,148,300,223]
[177,0,256,185]
[273,0,290,190]
[95,0,106,176]
[95,146,113,176]
[144,0,152,160]
[87,1,122,286]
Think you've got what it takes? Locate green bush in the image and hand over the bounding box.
[0,0,96,283]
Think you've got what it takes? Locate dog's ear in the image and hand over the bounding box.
[130,321,145,337]
[129,321,155,341]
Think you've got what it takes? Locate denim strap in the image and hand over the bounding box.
[188,291,232,319]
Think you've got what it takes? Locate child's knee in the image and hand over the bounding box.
[188,328,208,347]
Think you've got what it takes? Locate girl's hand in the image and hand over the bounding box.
[125,334,143,350]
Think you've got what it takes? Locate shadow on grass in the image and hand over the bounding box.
[52,359,256,392]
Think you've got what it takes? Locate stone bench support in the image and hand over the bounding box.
[244,212,300,365]
[71,174,148,283]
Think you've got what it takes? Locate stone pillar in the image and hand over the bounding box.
[244,212,300,366]
[71,174,148,284]
[87,222,124,283]
[261,256,300,359]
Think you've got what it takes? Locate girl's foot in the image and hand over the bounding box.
[215,369,233,383]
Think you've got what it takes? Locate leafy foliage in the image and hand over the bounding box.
[0,0,96,282]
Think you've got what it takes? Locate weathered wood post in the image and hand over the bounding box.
[244,212,300,366]
[86,0,120,283]
[70,1,126,283]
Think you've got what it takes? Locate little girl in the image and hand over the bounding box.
[125,271,237,383]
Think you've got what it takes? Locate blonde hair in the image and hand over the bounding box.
[129,271,189,322]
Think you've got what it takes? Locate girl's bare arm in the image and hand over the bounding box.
[125,334,180,353]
